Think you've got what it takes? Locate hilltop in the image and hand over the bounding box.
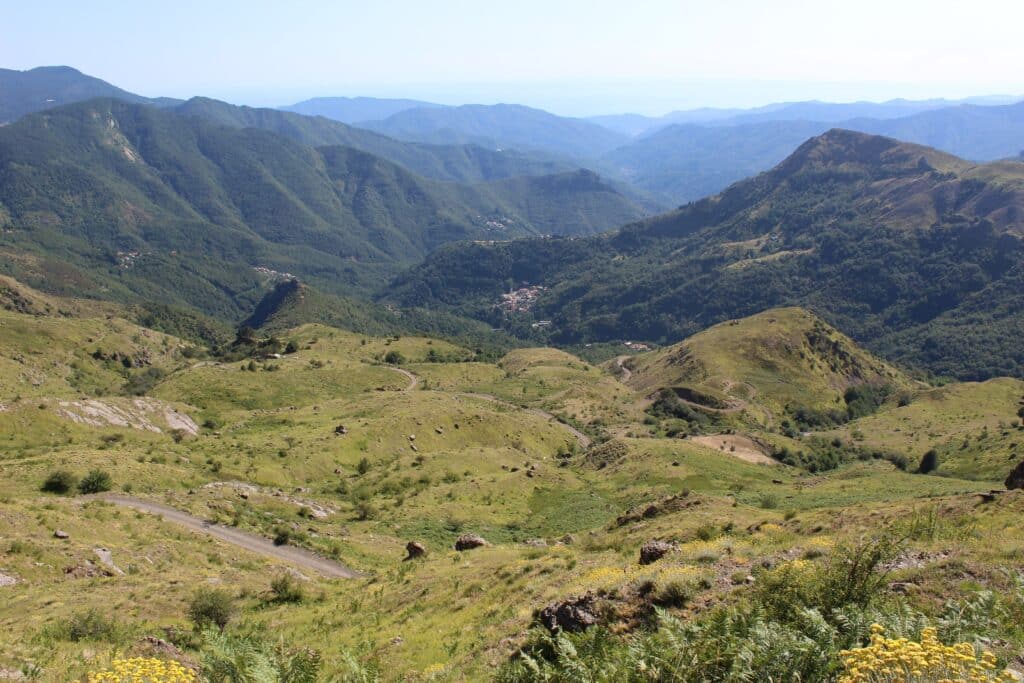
[0,65,179,123]
[624,308,912,417]
[389,129,1024,380]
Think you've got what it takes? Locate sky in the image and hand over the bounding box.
[2,0,1023,116]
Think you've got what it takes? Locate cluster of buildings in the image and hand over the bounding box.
[498,285,546,314]
[115,250,141,268]
[253,265,295,282]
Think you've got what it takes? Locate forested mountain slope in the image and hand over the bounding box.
[0,99,642,320]
[388,129,1024,379]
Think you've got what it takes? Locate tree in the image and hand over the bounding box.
[188,587,235,631]
[918,449,939,474]
[234,326,257,346]
[384,350,405,365]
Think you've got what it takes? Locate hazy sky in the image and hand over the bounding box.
[3,0,1022,116]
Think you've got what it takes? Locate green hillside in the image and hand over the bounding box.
[625,308,913,418]
[0,99,642,320]
[1,284,1023,681]
[389,129,1024,380]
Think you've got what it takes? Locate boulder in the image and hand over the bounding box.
[1006,460,1024,490]
[538,594,600,633]
[405,541,427,560]
[639,540,676,565]
[454,534,489,551]
[53,530,70,540]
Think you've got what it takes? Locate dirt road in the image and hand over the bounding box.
[387,366,419,390]
[101,494,363,579]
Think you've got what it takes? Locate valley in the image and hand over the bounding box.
[2,57,1024,682]
[1,278,1022,680]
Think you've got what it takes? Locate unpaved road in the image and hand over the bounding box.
[387,366,419,390]
[101,494,362,579]
[458,392,592,448]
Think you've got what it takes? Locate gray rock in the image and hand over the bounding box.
[639,540,676,565]
[405,541,427,560]
[539,594,600,633]
[454,534,489,551]
[53,530,70,539]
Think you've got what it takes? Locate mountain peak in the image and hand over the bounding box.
[776,128,964,176]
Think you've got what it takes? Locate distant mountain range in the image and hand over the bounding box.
[602,101,1024,204]
[355,103,630,159]
[6,66,1024,209]
[280,96,445,123]
[589,96,1023,136]
[387,129,1024,381]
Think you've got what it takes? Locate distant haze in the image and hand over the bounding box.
[3,0,1023,116]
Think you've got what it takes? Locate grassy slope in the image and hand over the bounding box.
[626,307,913,421]
[1,291,1022,680]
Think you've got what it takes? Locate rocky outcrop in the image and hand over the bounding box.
[639,540,676,565]
[405,541,426,560]
[454,534,489,551]
[538,594,601,633]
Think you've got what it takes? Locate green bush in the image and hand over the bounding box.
[273,526,292,546]
[61,609,117,642]
[41,470,78,494]
[269,573,304,604]
[187,587,235,631]
[77,469,113,494]
[918,449,940,474]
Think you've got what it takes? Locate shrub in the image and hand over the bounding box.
[269,573,304,604]
[384,350,405,365]
[356,457,371,475]
[273,527,292,546]
[78,469,113,494]
[652,579,694,607]
[354,500,377,521]
[64,609,116,641]
[187,587,235,631]
[918,449,940,474]
[41,470,78,494]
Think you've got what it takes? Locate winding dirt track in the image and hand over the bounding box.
[101,494,363,579]
[388,366,419,390]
